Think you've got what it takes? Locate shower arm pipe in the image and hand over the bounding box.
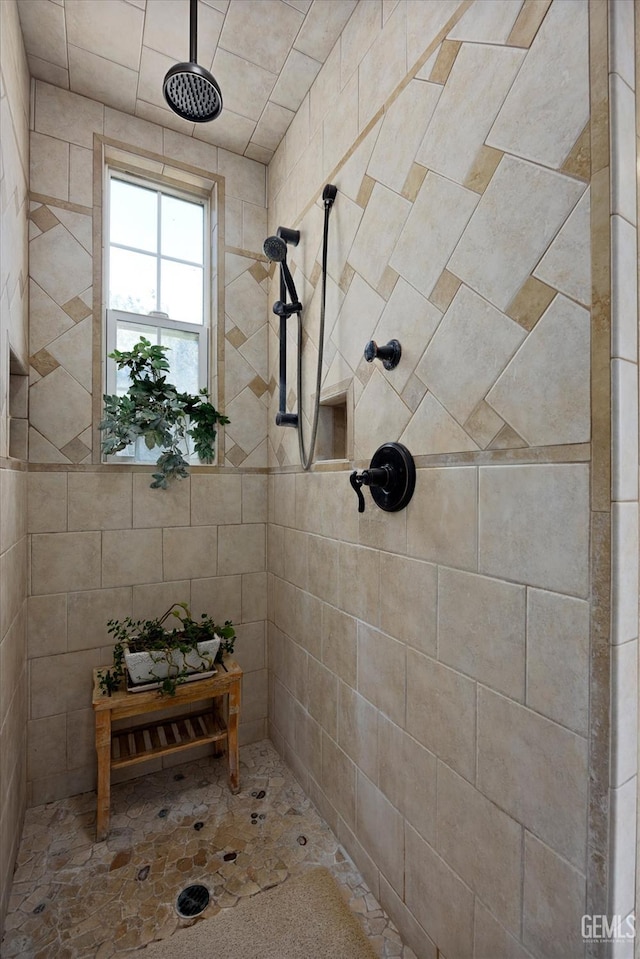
[189,0,197,62]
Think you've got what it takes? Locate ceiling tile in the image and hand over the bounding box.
[18,0,359,160]
[143,0,224,68]
[136,44,176,109]
[219,0,304,73]
[211,48,277,122]
[202,0,229,11]
[27,56,69,89]
[270,47,321,112]
[17,0,68,68]
[193,109,255,154]
[65,0,144,70]
[69,46,138,114]
[284,0,312,11]
[252,101,295,151]
[294,0,357,61]
[245,142,274,164]
[135,98,195,135]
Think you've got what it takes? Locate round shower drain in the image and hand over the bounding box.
[176,884,210,918]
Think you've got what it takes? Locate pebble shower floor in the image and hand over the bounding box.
[1,741,415,958]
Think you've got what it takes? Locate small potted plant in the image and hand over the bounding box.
[98,603,236,697]
[99,337,229,489]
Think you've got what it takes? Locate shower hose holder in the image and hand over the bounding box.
[364,339,402,370]
[349,442,416,514]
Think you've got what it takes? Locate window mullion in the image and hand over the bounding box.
[156,189,162,313]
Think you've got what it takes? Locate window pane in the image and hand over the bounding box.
[115,321,149,393]
[159,328,200,393]
[160,260,203,325]
[161,194,204,264]
[109,247,157,314]
[110,179,157,253]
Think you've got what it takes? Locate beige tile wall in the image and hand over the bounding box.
[265,2,608,958]
[0,0,30,931]
[24,82,273,805]
[27,469,268,804]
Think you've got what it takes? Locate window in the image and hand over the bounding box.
[105,171,210,459]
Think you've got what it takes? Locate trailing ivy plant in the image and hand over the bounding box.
[97,602,236,697]
[99,337,229,489]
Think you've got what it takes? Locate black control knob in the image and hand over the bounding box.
[364,339,401,370]
[349,443,415,514]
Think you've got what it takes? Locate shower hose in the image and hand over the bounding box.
[296,194,333,470]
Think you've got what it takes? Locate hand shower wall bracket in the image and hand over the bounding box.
[350,442,416,514]
[364,339,402,370]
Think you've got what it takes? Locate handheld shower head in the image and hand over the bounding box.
[263,235,288,262]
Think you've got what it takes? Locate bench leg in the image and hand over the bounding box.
[95,711,111,841]
[227,679,241,794]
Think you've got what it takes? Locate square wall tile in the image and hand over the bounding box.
[338,683,377,782]
[338,543,380,624]
[27,594,67,658]
[357,623,405,727]
[356,770,404,895]
[321,731,356,829]
[438,567,525,701]
[31,532,101,595]
[437,762,522,934]
[67,587,132,651]
[191,474,242,525]
[379,554,436,656]
[487,0,588,168]
[449,157,584,312]
[526,589,590,736]
[479,464,590,597]
[523,833,586,958]
[406,467,477,571]
[478,687,588,870]
[405,823,474,959]
[27,472,67,533]
[163,526,217,581]
[218,524,265,574]
[133,474,190,528]
[30,648,102,719]
[406,650,476,783]
[242,474,268,523]
[102,528,162,587]
[321,604,357,688]
[68,473,132,531]
[307,656,339,740]
[377,715,436,844]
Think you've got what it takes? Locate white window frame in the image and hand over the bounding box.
[104,168,211,462]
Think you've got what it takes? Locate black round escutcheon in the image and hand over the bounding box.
[369,442,416,513]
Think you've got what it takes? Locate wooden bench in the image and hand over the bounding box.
[92,657,242,841]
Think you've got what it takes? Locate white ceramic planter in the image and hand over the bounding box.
[124,636,220,686]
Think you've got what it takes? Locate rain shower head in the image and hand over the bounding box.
[163,0,222,123]
[263,235,288,262]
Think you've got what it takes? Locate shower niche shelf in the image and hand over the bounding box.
[315,387,352,462]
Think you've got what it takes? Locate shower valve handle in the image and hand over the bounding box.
[349,467,391,513]
[364,339,401,370]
